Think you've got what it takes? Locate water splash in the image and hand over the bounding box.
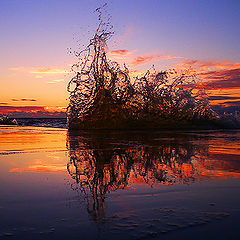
[67,6,220,130]
[0,115,18,125]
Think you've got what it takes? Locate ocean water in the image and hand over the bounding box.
[0,125,240,239]
[14,118,67,129]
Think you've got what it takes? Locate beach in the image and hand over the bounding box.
[0,125,240,239]
[1,1,240,239]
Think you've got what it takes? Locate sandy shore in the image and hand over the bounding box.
[0,126,240,239]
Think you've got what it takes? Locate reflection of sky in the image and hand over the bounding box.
[0,0,240,115]
[0,127,240,239]
[1,127,239,181]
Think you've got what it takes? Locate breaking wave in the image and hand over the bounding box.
[67,6,239,130]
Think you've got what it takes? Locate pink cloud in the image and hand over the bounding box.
[181,59,240,71]
[202,68,240,90]
[132,54,184,65]
[109,50,132,56]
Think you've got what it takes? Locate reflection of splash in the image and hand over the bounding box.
[67,6,217,130]
[66,131,240,221]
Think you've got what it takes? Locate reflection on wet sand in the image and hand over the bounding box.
[0,127,240,239]
[66,131,240,222]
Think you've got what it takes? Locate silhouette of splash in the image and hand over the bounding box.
[67,6,238,130]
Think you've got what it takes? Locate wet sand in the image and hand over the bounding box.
[0,126,240,239]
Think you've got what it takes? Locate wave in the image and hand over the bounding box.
[67,6,240,130]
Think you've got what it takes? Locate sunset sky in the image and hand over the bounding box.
[1,0,240,117]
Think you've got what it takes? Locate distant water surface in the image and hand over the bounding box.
[14,118,67,129]
[0,126,240,240]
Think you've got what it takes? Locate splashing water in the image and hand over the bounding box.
[67,6,223,130]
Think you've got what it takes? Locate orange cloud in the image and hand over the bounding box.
[47,79,64,84]
[8,66,69,74]
[0,106,44,113]
[132,54,184,65]
[31,68,68,74]
[45,106,66,112]
[132,56,155,65]
[109,50,132,56]
[220,101,240,107]
[181,59,240,71]
[200,68,240,90]
[173,59,240,98]
[8,66,28,72]
[11,98,37,102]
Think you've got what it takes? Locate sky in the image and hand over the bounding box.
[0,0,240,117]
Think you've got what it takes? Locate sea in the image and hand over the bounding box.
[13,118,67,129]
[0,118,240,240]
